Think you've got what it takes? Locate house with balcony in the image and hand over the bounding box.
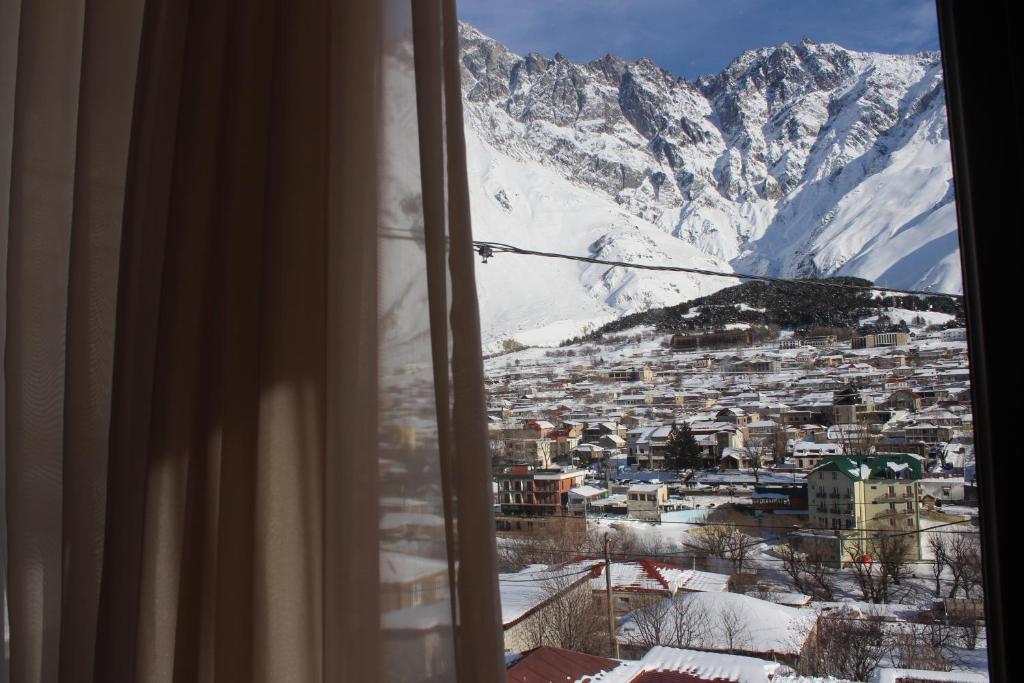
[806,453,923,562]
[495,466,587,516]
[626,424,675,470]
[582,420,627,444]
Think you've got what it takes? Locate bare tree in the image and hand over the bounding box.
[669,598,712,649]
[952,613,981,651]
[609,525,668,559]
[888,617,955,672]
[688,516,759,575]
[925,529,983,600]
[622,595,673,651]
[498,518,686,574]
[722,526,757,575]
[798,607,888,681]
[623,594,712,651]
[849,550,887,604]
[832,411,881,459]
[716,604,752,654]
[775,540,835,600]
[525,572,607,655]
[496,516,595,572]
[874,530,915,590]
[847,529,913,603]
[747,440,769,483]
[927,533,948,597]
[688,524,731,560]
[776,542,808,594]
[803,552,836,600]
[944,532,983,599]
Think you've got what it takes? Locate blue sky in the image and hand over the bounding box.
[457,0,940,80]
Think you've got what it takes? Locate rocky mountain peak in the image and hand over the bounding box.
[457,23,960,345]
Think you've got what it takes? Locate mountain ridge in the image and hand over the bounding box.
[459,22,960,348]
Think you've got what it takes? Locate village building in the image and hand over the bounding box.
[495,466,587,516]
[805,453,924,561]
[626,483,668,521]
[566,485,608,515]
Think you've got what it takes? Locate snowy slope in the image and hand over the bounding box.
[459,24,961,346]
[468,126,733,349]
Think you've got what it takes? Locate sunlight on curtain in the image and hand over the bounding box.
[0,0,502,681]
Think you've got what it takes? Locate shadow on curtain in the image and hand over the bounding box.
[0,0,503,681]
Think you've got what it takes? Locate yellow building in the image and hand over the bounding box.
[806,454,923,561]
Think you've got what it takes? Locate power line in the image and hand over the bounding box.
[473,240,964,301]
[496,563,602,583]
[497,543,968,569]
[379,228,962,301]
[495,510,978,534]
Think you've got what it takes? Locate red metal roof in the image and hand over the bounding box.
[630,671,730,683]
[571,556,690,593]
[506,646,620,683]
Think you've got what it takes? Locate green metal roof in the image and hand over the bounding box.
[810,453,923,481]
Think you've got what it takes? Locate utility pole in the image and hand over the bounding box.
[604,534,619,658]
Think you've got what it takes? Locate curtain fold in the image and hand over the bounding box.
[1,0,504,681]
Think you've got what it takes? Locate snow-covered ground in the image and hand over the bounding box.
[619,591,815,655]
[858,308,956,328]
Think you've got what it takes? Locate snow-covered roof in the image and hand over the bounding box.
[578,645,782,683]
[569,485,607,498]
[628,483,665,494]
[679,569,730,593]
[589,494,627,508]
[619,592,814,656]
[499,562,601,626]
[581,557,716,593]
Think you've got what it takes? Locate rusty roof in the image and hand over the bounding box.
[506,646,619,683]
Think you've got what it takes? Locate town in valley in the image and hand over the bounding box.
[486,297,984,682]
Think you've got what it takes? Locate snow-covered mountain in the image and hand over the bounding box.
[459,23,960,348]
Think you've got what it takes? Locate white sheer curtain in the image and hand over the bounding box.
[0,0,503,681]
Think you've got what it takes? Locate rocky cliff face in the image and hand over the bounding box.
[459,21,960,330]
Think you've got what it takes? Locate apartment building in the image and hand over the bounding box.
[806,454,923,561]
[495,466,587,516]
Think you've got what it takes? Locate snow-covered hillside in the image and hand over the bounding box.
[468,128,733,350]
[459,23,960,348]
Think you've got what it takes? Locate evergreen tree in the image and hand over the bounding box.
[665,422,703,471]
